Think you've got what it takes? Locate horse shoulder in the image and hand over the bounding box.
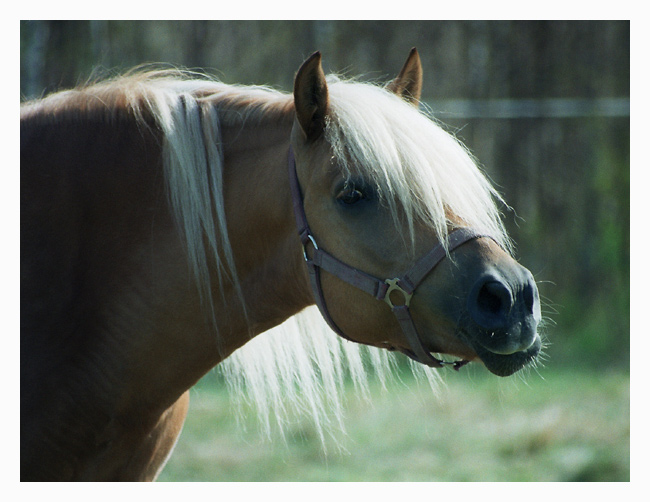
[114,392,190,481]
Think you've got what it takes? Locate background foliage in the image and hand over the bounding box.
[20,20,630,481]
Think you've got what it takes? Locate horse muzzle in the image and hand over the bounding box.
[460,267,542,376]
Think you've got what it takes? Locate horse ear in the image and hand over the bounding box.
[294,51,329,141]
[387,47,423,105]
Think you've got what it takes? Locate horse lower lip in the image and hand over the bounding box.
[476,335,542,377]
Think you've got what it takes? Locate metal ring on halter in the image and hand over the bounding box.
[383,278,413,309]
[302,234,318,261]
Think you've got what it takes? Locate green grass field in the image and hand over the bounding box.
[158,366,629,482]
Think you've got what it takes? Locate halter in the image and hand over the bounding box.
[288,147,491,370]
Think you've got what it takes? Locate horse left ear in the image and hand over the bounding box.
[294,51,329,141]
[387,47,423,105]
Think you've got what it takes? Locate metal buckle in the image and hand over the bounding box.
[383,278,413,308]
[302,234,318,262]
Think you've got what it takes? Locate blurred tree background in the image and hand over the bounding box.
[20,20,629,370]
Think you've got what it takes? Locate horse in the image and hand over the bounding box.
[20,48,542,481]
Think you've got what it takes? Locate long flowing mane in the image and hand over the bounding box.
[21,68,512,445]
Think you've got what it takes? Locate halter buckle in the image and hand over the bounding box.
[383,278,413,309]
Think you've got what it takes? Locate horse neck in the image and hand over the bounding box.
[22,98,313,463]
[212,116,312,352]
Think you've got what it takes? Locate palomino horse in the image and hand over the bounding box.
[21,49,542,481]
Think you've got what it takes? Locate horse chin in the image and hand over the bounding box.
[470,334,542,377]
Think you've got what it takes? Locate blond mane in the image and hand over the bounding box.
[325,76,511,252]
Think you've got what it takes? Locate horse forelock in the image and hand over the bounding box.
[324,77,512,254]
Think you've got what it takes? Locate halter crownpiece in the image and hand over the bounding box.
[288,147,495,370]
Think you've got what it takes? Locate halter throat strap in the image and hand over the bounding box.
[288,147,487,370]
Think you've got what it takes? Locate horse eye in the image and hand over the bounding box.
[337,184,366,205]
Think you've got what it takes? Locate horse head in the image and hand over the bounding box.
[289,49,541,377]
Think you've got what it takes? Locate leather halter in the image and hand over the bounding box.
[288,147,490,370]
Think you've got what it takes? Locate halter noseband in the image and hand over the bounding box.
[288,147,490,370]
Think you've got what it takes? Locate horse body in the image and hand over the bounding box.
[20,84,304,480]
[21,50,542,481]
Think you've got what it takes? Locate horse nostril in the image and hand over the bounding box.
[522,275,541,320]
[476,281,512,318]
[469,278,513,330]
[523,281,534,314]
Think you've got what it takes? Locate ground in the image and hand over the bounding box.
[159,365,629,482]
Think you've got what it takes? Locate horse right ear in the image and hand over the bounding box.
[387,47,423,105]
[294,52,329,141]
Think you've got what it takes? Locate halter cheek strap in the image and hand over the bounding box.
[288,147,490,370]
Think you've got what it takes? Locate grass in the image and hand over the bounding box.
[157,365,629,482]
